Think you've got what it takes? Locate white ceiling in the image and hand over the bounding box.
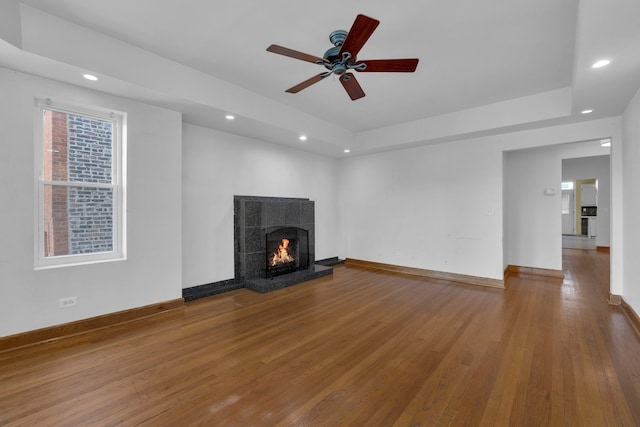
[2,0,640,157]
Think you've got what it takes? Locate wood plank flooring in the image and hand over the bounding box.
[1,249,639,426]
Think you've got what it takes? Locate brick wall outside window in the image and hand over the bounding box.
[43,111,114,256]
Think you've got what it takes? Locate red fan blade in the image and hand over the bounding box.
[339,15,380,60]
[340,73,366,100]
[356,59,419,72]
[267,44,329,64]
[285,73,328,93]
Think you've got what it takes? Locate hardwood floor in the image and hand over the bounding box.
[1,249,639,426]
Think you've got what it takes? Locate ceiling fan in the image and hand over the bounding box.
[266,14,419,101]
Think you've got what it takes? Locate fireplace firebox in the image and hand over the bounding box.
[266,227,309,277]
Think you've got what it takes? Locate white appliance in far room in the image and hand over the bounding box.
[581,183,597,206]
[588,217,597,238]
[580,183,597,237]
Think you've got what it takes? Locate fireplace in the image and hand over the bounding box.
[234,195,332,292]
[266,227,309,277]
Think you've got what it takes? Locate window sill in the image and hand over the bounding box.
[34,255,126,270]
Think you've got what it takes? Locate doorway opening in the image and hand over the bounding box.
[561,153,609,251]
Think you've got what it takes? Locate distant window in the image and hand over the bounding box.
[561,181,574,190]
[35,100,126,268]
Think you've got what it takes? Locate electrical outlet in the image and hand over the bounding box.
[59,297,77,308]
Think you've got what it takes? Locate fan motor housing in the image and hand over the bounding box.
[323,30,354,74]
[323,45,342,64]
[329,30,347,47]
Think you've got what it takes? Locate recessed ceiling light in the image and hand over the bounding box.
[592,59,611,68]
[299,135,307,141]
[581,109,593,114]
[344,149,350,153]
[225,114,235,120]
[600,139,611,147]
[83,74,98,81]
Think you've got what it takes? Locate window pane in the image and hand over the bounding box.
[43,185,114,257]
[43,110,113,184]
[561,181,574,190]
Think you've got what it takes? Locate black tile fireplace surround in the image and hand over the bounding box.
[234,196,332,293]
[182,196,335,301]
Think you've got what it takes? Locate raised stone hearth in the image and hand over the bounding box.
[245,264,332,293]
[234,195,332,292]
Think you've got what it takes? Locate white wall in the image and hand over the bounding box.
[562,155,611,246]
[340,118,621,281]
[339,138,503,279]
[622,87,640,314]
[0,68,183,336]
[505,148,562,270]
[181,123,340,288]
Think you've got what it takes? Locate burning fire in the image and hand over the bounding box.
[271,238,294,266]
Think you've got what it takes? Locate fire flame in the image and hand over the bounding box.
[271,238,294,266]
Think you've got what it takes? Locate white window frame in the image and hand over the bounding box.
[34,99,126,269]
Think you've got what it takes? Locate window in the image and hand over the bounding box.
[35,100,125,268]
[561,181,574,190]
